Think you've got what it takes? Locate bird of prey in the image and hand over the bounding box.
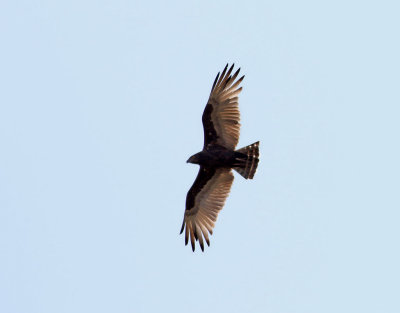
[181,64,260,251]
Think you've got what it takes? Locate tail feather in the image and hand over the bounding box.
[234,141,260,179]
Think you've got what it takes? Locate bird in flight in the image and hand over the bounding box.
[181,64,260,251]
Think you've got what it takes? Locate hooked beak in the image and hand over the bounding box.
[187,156,194,163]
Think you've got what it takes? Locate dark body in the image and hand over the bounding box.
[187,145,247,168]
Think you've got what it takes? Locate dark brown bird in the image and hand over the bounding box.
[181,64,260,251]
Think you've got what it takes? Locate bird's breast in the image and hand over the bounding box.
[198,148,236,167]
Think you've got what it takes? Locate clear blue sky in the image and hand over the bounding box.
[1,1,399,312]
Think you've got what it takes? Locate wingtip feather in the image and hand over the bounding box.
[211,72,220,92]
[185,224,189,245]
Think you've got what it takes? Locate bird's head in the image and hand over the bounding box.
[187,153,200,164]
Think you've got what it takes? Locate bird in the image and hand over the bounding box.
[180,64,260,251]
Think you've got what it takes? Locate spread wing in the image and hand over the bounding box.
[180,167,234,251]
[202,64,244,150]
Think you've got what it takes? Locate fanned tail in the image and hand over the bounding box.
[233,141,260,179]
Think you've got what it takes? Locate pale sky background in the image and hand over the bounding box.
[1,1,399,312]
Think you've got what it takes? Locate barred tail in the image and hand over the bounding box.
[233,141,260,179]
